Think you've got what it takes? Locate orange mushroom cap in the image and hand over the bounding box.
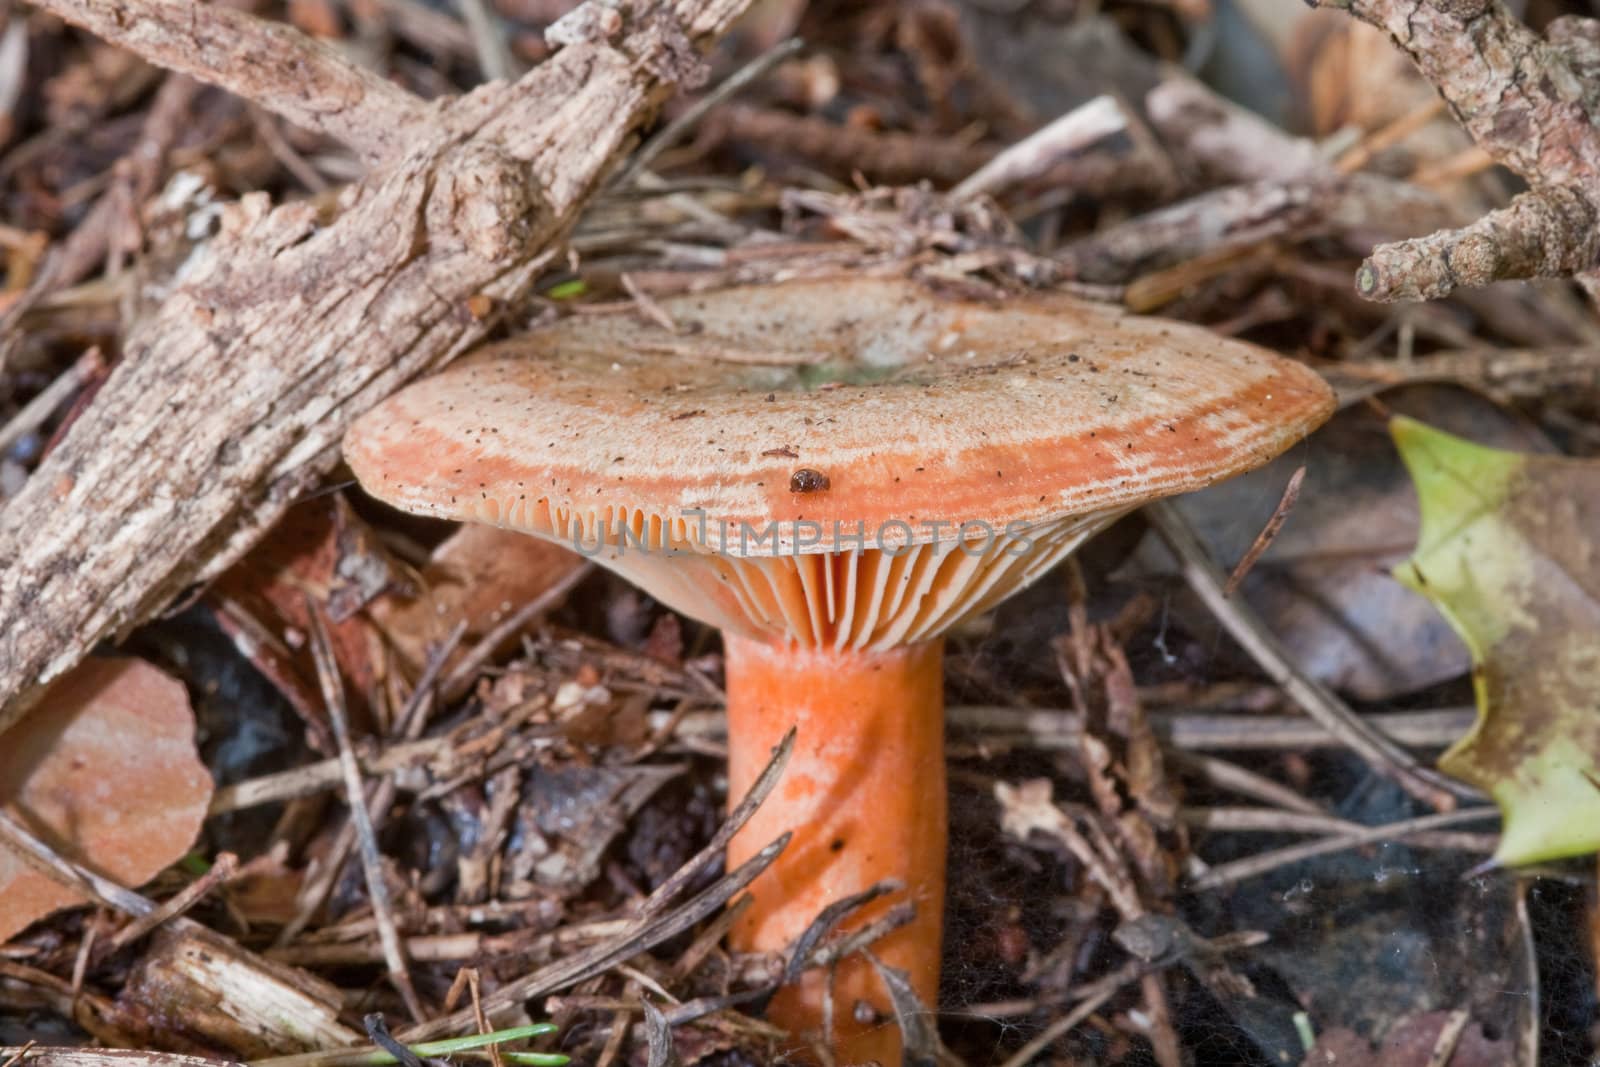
[345,276,1333,646]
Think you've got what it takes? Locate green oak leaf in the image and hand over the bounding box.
[1392,416,1600,864]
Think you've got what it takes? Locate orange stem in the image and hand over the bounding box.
[724,634,947,1066]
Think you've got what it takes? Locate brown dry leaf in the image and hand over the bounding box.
[368,522,589,675]
[0,657,213,943]
[212,496,396,708]
[1287,14,1424,135]
[1128,386,1554,702]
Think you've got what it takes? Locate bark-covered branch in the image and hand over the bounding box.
[0,0,751,732]
[1322,0,1600,300]
[1357,185,1600,301]
[32,0,433,163]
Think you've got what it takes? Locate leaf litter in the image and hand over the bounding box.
[6,0,1600,1063]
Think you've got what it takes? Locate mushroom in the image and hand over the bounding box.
[344,276,1333,1063]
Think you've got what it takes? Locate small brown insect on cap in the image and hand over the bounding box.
[346,276,1333,648]
[789,469,830,493]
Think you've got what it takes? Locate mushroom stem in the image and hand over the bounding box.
[724,634,947,1065]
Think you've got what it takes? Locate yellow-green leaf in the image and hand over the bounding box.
[1392,415,1600,864]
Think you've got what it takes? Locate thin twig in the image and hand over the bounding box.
[209,737,445,814]
[661,705,1478,752]
[400,831,792,1041]
[388,732,793,1041]
[1179,806,1494,852]
[1424,1010,1472,1067]
[395,617,469,742]
[809,903,915,971]
[1187,807,1499,891]
[785,881,901,981]
[456,0,517,82]
[0,809,154,918]
[1221,464,1304,597]
[953,94,1126,201]
[105,852,240,952]
[996,957,1150,1067]
[307,604,426,1022]
[0,347,103,458]
[364,1014,427,1067]
[615,37,805,187]
[640,726,795,919]
[670,894,752,981]
[1334,96,1447,175]
[0,0,757,732]
[28,0,430,164]
[1145,499,1475,808]
[1167,751,1325,816]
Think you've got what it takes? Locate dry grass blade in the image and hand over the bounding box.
[465,969,502,1067]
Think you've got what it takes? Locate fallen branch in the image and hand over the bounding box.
[35,0,430,164]
[1320,0,1600,299]
[0,0,753,732]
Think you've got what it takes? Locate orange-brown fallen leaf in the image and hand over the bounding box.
[0,657,213,943]
[212,497,396,713]
[369,523,588,675]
